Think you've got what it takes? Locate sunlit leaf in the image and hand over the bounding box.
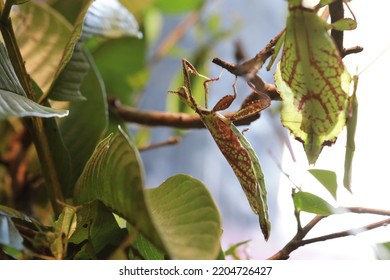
[82,0,142,39]
[0,91,68,120]
[146,174,222,260]
[293,191,336,215]
[275,3,351,164]
[308,169,338,200]
[0,43,68,119]
[13,2,73,93]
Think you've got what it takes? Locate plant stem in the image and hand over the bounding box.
[0,5,64,216]
[267,207,390,260]
[0,0,12,23]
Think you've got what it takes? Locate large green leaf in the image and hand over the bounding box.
[275,2,351,164]
[146,174,222,260]
[0,43,68,119]
[74,127,164,251]
[74,128,221,259]
[58,49,108,192]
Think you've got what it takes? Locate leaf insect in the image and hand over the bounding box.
[169,59,272,240]
[272,0,357,164]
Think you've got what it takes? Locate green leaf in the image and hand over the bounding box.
[275,5,351,164]
[330,18,357,31]
[293,191,336,215]
[58,48,108,191]
[224,240,250,259]
[308,169,338,200]
[69,200,127,259]
[0,90,68,120]
[153,0,204,13]
[74,127,164,252]
[13,2,73,93]
[47,0,95,101]
[127,224,165,260]
[0,43,68,119]
[92,37,148,106]
[146,174,222,260]
[49,42,89,101]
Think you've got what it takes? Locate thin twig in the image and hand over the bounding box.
[300,217,390,247]
[267,207,390,260]
[138,136,181,152]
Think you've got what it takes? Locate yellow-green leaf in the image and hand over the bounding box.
[308,169,338,200]
[293,191,336,215]
[275,3,351,164]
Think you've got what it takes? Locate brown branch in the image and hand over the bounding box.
[301,217,390,247]
[329,0,363,58]
[108,97,260,129]
[267,207,390,260]
[329,0,344,55]
[267,216,326,260]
